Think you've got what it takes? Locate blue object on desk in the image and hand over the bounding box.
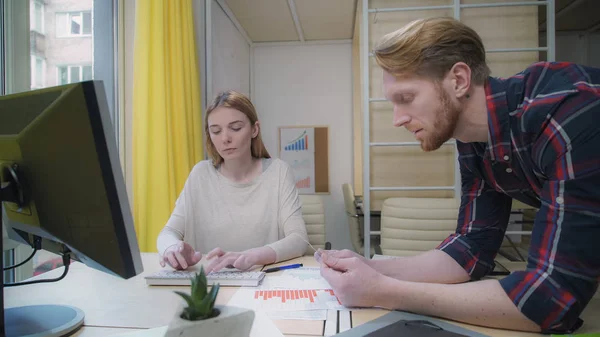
[264,263,303,273]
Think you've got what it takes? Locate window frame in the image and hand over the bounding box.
[30,54,46,89]
[56,64,93,85]
[55,10,93,38]
[30,0,44,34]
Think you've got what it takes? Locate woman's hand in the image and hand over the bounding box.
[205,246,276,273]
[204,248,255,273]
[159,241,202,270]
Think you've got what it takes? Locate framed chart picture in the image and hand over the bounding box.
[278,126,329,194]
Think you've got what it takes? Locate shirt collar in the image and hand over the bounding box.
[484,77,513,162]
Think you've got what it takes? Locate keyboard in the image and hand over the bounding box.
[144,269,266,287]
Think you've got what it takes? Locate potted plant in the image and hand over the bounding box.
[165,266,255,337]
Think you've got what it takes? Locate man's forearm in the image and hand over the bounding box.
[370,249,471,284]
[374,276,541,332]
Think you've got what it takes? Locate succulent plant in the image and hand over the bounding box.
[174,266,221,321]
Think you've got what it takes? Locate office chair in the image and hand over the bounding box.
[299,195,331,255]
[342,183,381,256]
[380,197,459,256]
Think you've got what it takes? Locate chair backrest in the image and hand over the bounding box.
[380,197,459,256]
[299,194,326,256]
[342,183,364,254]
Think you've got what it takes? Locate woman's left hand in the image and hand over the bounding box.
[204,247,256,273]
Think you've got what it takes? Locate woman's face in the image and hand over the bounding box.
[207,107,258,161]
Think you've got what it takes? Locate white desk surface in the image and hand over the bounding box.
[5,253,323,336]
[6,254,599,336]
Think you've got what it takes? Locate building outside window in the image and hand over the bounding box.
[29,0,94,89]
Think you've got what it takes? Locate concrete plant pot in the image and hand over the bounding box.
[165,305,255,337]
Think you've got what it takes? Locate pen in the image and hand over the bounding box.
[264,263,303,273]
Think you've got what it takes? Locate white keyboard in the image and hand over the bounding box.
[145,269,265,287]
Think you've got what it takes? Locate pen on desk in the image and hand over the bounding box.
[264,263,303,273]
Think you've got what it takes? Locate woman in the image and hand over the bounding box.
[157,90,309,273]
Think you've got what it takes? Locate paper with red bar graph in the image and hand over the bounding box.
[258,267,332,290]
[264,309,327,320]
[227,288,346,313]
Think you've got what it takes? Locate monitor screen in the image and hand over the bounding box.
[0,80,142,279]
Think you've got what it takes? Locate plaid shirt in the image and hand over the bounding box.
[437,62,600,334]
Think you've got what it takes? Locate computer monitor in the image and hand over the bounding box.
[0,81,143,336]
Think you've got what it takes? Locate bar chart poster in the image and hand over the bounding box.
[280,151,315,194]
[281,128,314,152]
[279,126,329,194]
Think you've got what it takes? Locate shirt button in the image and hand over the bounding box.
[556,197,564,204]
[505,168,513,173]
[503,155,510,161]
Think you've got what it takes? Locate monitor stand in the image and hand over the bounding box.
[5,304,84,337]
[1,164,85,336]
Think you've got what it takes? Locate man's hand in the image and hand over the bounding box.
[314,248,369,265]
[159,241,202,270]
[319,251,385,308]
[204,247,256,273]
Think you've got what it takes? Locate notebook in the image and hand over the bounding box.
[144,269,266,287]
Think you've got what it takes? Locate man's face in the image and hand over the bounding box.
[382,71,461,152]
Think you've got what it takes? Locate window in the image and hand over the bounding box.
[56,11,92,37]
[30,0,44,33]
[30,55,46,89]
[4,0,117,283]
[57,65,93,85]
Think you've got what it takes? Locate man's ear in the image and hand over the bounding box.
[252,121,260,138]
[449,62,472,99]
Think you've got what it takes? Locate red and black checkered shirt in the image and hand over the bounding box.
[437,61,600,334]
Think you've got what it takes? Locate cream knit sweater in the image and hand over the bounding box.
[156,158,308,262]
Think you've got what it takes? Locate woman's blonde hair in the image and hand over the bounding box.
[373,17,490,85]
[204,90,270,167]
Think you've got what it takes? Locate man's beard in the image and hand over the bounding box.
[421,85,461,152]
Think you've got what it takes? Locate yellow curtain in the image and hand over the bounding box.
[132,0,203,252]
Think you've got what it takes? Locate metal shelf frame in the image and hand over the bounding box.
[360,0,555,258]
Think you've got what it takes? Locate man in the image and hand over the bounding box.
[316,17,600,334]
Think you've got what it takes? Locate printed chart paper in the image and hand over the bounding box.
[265,309,327,321]
[229,288,345,312]
[258,267,332,290]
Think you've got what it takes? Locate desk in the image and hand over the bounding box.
[6,255,599,336]
[5,253,323,337]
